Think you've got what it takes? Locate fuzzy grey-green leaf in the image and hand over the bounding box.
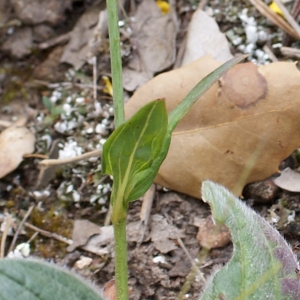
[200,181,300,300]
[0,259,103,300]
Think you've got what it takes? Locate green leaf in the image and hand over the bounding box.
[102,99,168,205]
[168,55,247,132]
[127,55,247,201]
[51,105,66,116]
[42,96,52,112]
[0,259,103,300]
[200,181,300,300]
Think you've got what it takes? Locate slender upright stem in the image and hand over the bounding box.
[106,0,125,128]
[113,219,128,300]
[106,1,128,299]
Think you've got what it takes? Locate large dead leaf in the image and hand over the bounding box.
[181,9,232,65]
[122,0,177,91]
[125,56,300,197]
[60,7,101,70]
[0,125,35,178]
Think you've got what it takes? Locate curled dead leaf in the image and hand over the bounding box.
[273,167,300,192]
[0,125,35,178]
[125,56,300,197]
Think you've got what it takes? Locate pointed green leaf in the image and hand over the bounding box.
[102,100,168,204]
[200,181,300,300]
[0,259,103,300]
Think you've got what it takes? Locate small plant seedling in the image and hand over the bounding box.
[103,2,247,299]
[2,2,293,300]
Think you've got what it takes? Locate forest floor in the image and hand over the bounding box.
[0,0,300,299]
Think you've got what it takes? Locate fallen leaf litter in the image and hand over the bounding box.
[1,0,300,299]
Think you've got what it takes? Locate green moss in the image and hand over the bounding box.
[29,207,73,258]
[0,65,33,104]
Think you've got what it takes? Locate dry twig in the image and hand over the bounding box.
[39,149,102,168]
[31,79,104,91]
[138,184,156,245]
[281,46,300,58]
[0,215,13,258]
[37,32,70,50]
[273,0,300,37]
[8,205,35,254]
[249,0,300,40]
[24,222,108,256]
[176,248,210,300]
[262,45,279,62]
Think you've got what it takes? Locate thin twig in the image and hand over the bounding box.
[93,56,98,101]
[24,222,108,256]
[31,79,104,91]
[262,45,279,62]
[8,205,35,254]
[37,32,70,50]
[24,222,72,244]
[104,204,113,226]
[39,149,102,167]
[176,248,210,300]
[138,184,155,245]
[281,46,300,58]
[23,153,48,159]
[249,0,300,39]
[27,231,39,244]
[177,234,205,282]
[273,0,300,38]
[0,215,13,258]
[292,0,300,19]
[0,120,13,127]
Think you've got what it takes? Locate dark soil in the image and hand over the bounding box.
[1,0,300,299]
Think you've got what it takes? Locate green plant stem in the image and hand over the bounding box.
[113,219,128,300]
[106,1,128,299]
[176,247,209,300]
[106,0,125,128]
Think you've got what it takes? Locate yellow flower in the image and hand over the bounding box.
[269,1,284,18]
[102,76,113,96]
[156,0,169,15]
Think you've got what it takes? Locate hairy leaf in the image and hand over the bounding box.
[102,100,168,204]
[200,181,300,300]
[0,259,102,300]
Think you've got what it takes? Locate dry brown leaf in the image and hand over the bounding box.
[182,9,232,65]
[67,219,101,252]
[125,56,300,197]
[122,0,177,91]
[103,279,116,300]
[60,7,101,70]
[0,125,35,178]
[150,214,178,253]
